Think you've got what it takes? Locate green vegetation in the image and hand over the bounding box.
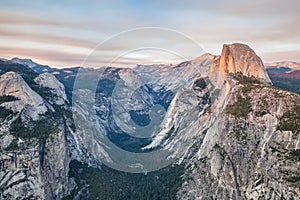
[289,149,300,161]
[277,105,300,134]
[4,138,18,151]
[231,72,261,84]
[0,95,19,104]
[3,102,69,152]
[50,104,73,122]
[33,86,55,102]
[213,143,228,159]
[194,78,207,89]
[0,61,74,149]
[226,73,269,118]
[0,106,14,121]
[290,149,300,158]
[97,78,116,96]
[226,95,252,118]
[255,98,269,117]
[199,156,207,164]
[0,61,38,82]
[255,110,268,117]
[275,148,300,185]
[9,116,60,142]
[0,61,59,102]
[64,160,184,200]
[213,143,221,150]
[269,144,300,162]
[230,123,248,141]
[286,176,300,183]
[240,84,260,94]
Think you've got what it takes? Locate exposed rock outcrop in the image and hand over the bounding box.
[0,72,48,120]
[1,43,299,199]
[0,68,76,199]
[209,43,271,88]
[177,43,300,200]
[0,130,75,199]
[34,73,68,105]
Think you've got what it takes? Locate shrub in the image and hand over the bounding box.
[0,95,19,104]
[0,106,14,121]
[226,95,252,118]
[231,72,261,84]
[278,105,300,134]
[10,116,60,141]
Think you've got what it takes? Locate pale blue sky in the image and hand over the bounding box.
[0,0,299,67]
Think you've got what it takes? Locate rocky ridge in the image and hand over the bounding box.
[0,43,299,199]
[0,63,77,199]
[177,43,300,199]
[0,72,48,121]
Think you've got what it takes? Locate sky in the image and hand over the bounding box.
[0,0,300,68]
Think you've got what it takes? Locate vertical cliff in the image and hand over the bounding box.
[178,43,300,199]
[209,43,271,88]
[0,43,299,199]
[0,64,76,199]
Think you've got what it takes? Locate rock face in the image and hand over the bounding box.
[0,65,76,199]
[69,54,216,171]
[177,86,300,199]
[209,43,271,88]
[0,130,75,199]
[34,73,68,105]
[0,43,299,199]
[176,44,300,199]
[0,72,48,120]
[134,53,215,92]
[63,43,299,199]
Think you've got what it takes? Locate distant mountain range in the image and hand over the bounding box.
[0,44,299,199]
[265,61,300,69]
[5,56,300,95]
[262,61,300,94]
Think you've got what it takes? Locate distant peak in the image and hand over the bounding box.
[10,57,38,68]
[195,52,216,59]
[265,61,300,69]
[11,57,33,61]
[174,53,216,69]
